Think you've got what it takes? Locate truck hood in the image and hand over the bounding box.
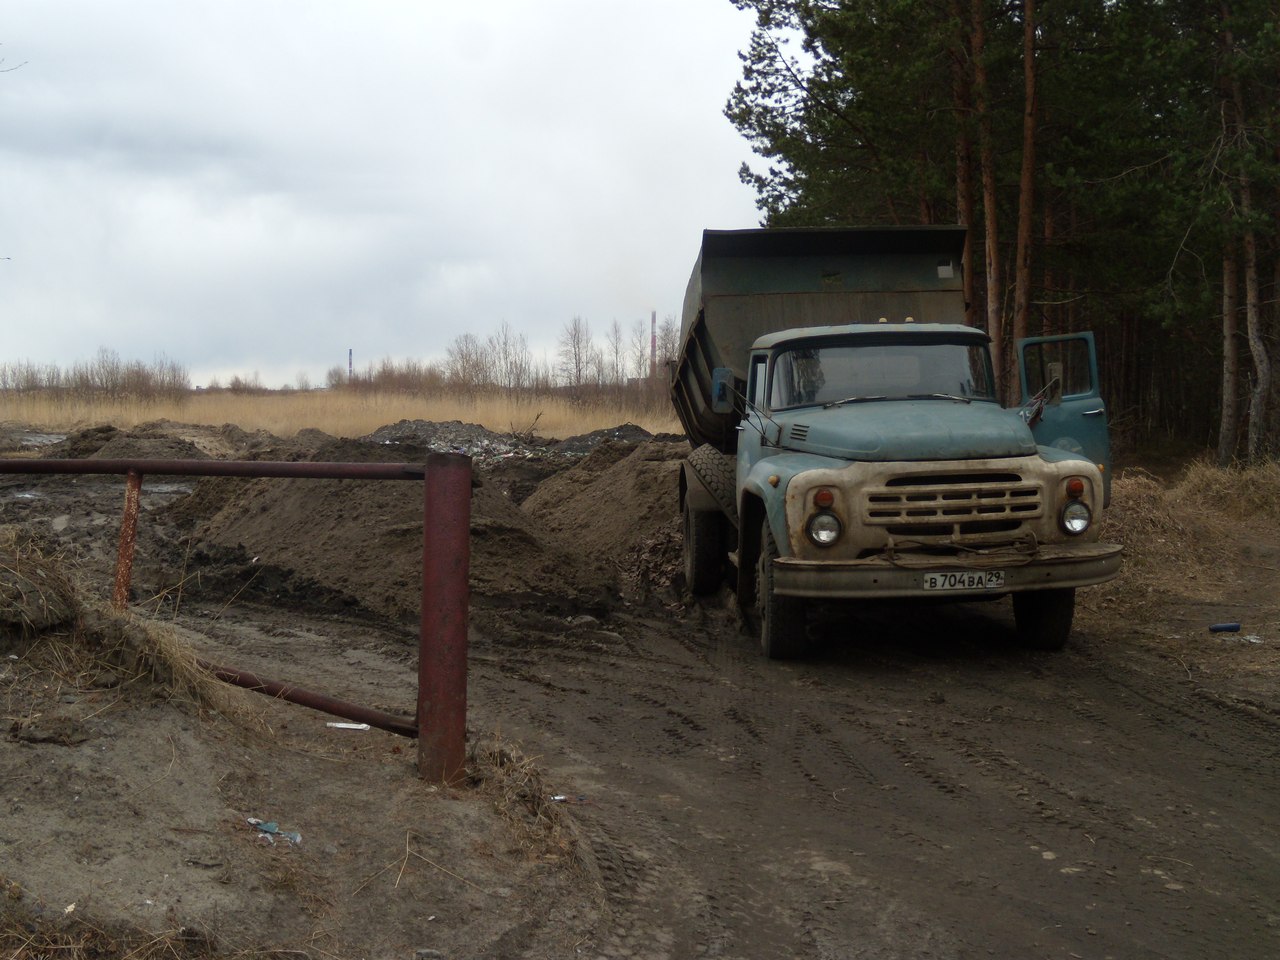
[776,400,1037,461]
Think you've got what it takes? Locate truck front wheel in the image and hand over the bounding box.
[1012,588,1075,651]
[683,501,724,595]
[756,518,808,659]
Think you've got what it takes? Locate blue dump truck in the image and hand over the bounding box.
[671,226,1122,658]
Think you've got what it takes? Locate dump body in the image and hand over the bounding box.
[672,226,1121,659]
[672,226,968,452]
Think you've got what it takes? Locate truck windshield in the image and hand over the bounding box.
[769,339,996,410]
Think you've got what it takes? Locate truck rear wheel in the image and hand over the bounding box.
[687,444,737,523]
[683,501,724,595]
[1012,588,1075,651]
[756,518,808,659]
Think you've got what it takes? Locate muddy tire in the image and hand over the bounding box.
[684,501,724,595]
[687,444,737,523]
[755,518,808,659]
[1012,588,1075,651]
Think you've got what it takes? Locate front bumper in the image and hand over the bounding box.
[773,542,1122,599]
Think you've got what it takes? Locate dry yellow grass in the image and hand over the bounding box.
[0,391,682,440]
[1090,459,1280,617]
[1175,459,1280,519]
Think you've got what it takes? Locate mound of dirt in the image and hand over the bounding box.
[44,423,122,459]
[363,418,555,462]
[522,438,689,601]
[40,421,337,464]
[189,439,618,627]
[550,422,656,455]
[90,434,211,461]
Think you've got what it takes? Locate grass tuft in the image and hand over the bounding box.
[467,736,575,862]
[0,528,80,640]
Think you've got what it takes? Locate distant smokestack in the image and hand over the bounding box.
[348,348,353,382]
[650,310,657,380]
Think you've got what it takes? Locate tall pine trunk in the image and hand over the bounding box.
[949,0,977,327]
[1220,7,1272,460]
[1217,251,1240,465]
[1242,200,1268,461]
[971,0,1006,398]
[1011,0,1038,353]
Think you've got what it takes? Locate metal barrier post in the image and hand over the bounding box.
[112,469,143,609]
[418,452,472,783]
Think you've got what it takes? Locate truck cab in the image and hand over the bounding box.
[673,227,1121,658]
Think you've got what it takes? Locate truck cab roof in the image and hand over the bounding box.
[751,322,988,352]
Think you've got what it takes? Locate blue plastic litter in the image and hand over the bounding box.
[247,817,302,845]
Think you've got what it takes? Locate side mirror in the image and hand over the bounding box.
[711,367,735,415]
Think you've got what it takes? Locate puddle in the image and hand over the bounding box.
[18,433,66,448]
[143,482,194,495]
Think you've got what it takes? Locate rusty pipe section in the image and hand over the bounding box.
[112,470,142,610]
[197,658,418,738]
[0,459,427,480]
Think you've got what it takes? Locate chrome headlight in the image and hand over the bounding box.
[1060,500,1091,535]
[807,511,842,546]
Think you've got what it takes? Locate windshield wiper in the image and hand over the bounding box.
[822,394,887,409]
[907,393,973,404]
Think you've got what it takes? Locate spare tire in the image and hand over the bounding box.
[687,444,737,525]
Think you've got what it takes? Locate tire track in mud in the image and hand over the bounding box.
[471,622,960,958]
[192,596,1280,960]
[472,628,853,958]
[471,603,1280,960]
[802,636,1280,959]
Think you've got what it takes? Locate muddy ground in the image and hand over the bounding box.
[1,418,1278,959]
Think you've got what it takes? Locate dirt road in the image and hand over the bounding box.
[3,420,1278,959]
[471,598,1280,959]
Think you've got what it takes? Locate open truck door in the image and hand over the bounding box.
[1018,333,1112,506]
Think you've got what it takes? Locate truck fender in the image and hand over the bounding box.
[736,494,765,607]
[740,462,790,557]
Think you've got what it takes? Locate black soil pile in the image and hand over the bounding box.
[190,437,621,629]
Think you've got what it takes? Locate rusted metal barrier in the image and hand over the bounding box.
[0,455,472,783]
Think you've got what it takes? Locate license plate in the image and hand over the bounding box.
[922,570,1005,591]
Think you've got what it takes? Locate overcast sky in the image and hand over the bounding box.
[1,1,764,387]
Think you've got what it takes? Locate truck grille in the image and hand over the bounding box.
[863,472,1042,537]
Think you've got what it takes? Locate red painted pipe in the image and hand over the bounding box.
[418,452,472,784]
[197,659,418,738]
[0,459,425,480]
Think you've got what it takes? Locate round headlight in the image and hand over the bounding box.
[807,512,842,546]
[1060,500,1091,535]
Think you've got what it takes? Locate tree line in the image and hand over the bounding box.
[726,0,1278,462]
[328,317,682,407]
[2,318,684,411]
[0,349,189,402]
